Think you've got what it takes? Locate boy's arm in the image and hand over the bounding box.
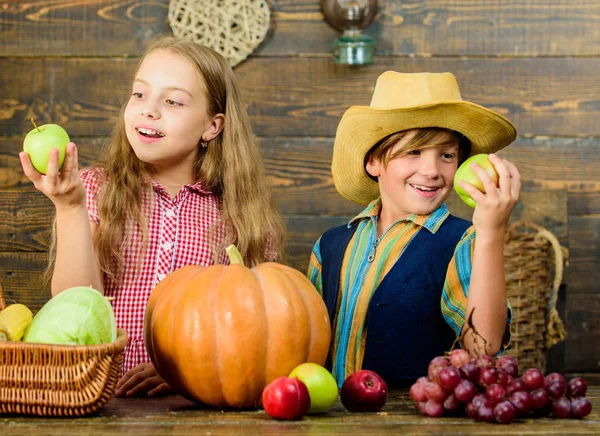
[306,238,324,296]
[455,154,521,356]
[463,229,509,355]
[442,229,511,356]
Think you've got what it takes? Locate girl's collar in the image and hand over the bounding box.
[149,177,213,197]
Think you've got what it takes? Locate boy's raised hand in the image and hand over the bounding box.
[456,153,521,234]
[19,142,86,211]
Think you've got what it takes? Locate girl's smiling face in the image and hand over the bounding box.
[366,129,460,219]
[124,49,223,177]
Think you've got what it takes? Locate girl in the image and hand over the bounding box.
[19,37,286,397]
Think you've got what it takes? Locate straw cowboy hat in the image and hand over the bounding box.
[332,71,517,205]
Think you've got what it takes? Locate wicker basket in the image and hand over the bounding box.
[0,284,128,416]
[503,221,568,373]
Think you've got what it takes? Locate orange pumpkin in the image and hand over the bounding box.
[144,245,331,408]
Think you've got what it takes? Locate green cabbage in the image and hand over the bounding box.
[24,286,117,345]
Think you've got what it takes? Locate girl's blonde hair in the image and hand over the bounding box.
[47,37,285,283]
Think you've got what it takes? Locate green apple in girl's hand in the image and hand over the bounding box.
[454,154,499,208]
[23,119,69,174]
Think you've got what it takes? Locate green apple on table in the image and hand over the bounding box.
[289,362,338,414]
[23,118,70,174]
[454,153,499,208]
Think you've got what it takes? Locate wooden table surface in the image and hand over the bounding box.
[2,388,599,435]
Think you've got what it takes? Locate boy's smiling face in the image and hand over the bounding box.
[366,129,460,219]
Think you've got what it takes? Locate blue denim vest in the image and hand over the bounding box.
[320,214,471,387]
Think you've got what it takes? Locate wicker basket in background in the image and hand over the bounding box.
[0,284,128,416]
[503,221,568,373]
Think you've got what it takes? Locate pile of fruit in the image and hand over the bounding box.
[410,349,592,423]
[262,364,388,420]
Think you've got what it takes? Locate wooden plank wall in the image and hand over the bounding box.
[0,1,598,373]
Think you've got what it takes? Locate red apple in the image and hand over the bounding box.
[454,154,499,208]
[340,370,388,412]
[262,376,311,420]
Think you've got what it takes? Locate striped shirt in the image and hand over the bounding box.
[81,168,228,375]
[307,198,511,384]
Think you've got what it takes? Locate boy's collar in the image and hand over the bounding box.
[348,198,450,234]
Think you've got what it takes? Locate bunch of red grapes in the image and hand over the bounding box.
[410,350,592,424]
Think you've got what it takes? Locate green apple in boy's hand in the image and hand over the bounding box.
[23,119,69,174]
[289,362,338,414]
[454,154,499,208]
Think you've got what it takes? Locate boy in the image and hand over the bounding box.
[307,71,521,387]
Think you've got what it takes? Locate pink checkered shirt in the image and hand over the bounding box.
[81,168,228,375]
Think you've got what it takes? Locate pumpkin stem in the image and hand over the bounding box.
[225,244,245,266]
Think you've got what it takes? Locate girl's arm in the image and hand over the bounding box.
[20,142,104,295]
[456,154,521,356]
[52,211,103,295]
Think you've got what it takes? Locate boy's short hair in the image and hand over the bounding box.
[364,128,471,180]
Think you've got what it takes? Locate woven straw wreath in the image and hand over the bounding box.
[168,0,271,67]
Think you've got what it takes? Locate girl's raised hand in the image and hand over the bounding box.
[19,142,86,211]
[456,153,521,235]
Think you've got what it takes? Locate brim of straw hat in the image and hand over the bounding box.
[332,100,517,205]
